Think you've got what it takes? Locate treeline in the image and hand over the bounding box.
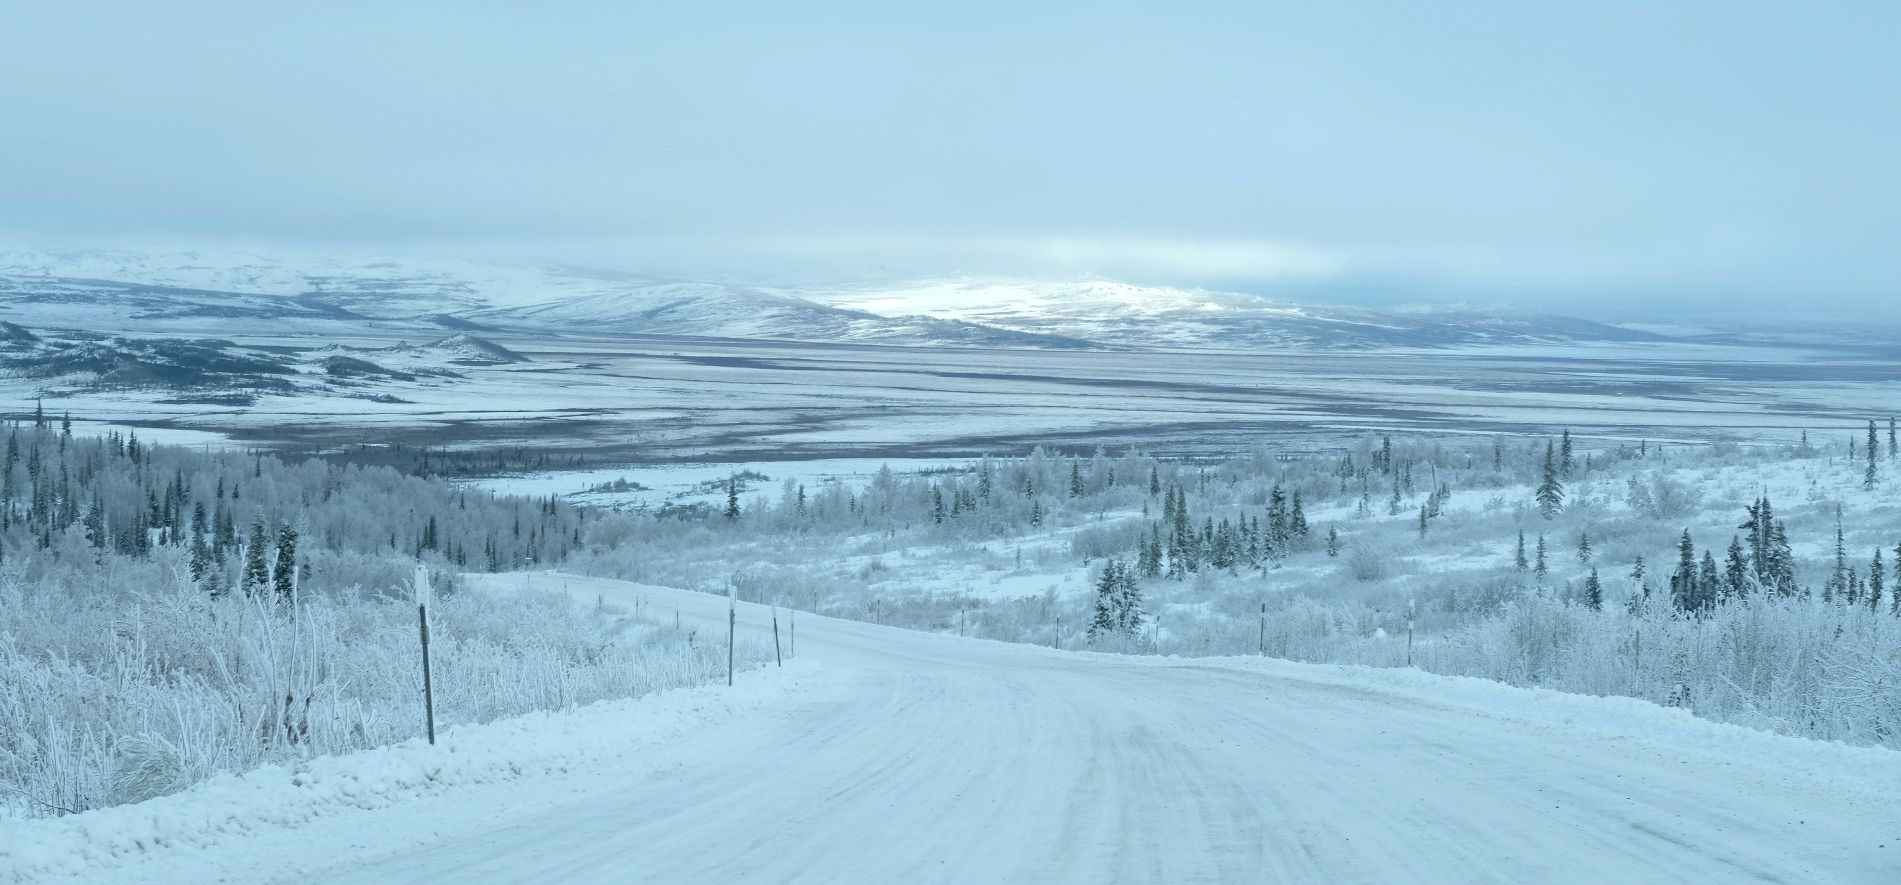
[1,409,588,595]
[291,441,600,480]
[0,414,728,822]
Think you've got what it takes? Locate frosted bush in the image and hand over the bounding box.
[1344,544,1387,582]
[107,734,191,806]
[0,572,752,819]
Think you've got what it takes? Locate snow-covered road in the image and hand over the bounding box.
[15,574,1898,883]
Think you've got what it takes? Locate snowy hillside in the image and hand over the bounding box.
[0,249,1655,350]
[805,277,1665,349]
[464,277,1087,348]
[0,250,1082,348]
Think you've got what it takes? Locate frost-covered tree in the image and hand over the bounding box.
[1535,443,1565,519]
[1583,568,1602,611]
[1116,562,1145,633]
[1670,530,1700,613]
[242,518,270,598]
[1870,548,1886,613]
[272,524,298,604]
[1723,536,1749,601]
[1088,560,1120,639]
[1864,420,1881,490]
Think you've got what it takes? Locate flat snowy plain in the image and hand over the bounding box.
[10,575,1896,884]
[10,324,1900,464]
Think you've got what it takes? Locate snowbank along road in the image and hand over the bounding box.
[12,573,1900,884]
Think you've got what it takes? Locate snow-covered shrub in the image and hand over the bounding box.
[107,734,191,806]
[1344,543,1387,582]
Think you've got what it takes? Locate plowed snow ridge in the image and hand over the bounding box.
[7,573,1898,884]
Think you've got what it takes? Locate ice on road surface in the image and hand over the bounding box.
[12,573,1898,884]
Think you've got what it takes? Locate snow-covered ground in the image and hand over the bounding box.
[9,576,1896,884]
[5,248,1899,465]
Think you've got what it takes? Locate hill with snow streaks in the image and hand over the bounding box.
[806,277,1666,350]
[0,249,1659,351]
[462,277,1089,348]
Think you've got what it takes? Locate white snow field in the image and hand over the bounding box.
[8,574,1899,885]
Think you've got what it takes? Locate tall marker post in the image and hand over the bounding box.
[1258,602,1267,656]
[772,606,782,667]
[1406,597,1416,667]
[415,565,436,745]
[727,582,737,687]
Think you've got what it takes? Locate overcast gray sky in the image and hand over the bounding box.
[2,2,1895,314]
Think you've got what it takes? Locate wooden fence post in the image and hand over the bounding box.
[415,565,436,745]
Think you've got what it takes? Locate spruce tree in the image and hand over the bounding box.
[725,476,740,521]
[241,518,270,597]
[1514,529,1528,571]
[1893,541,1901,615]
[189,533,212,585]
[1866,419,1880,490]
[1583,568,1602,610]
[1559,429,1574,477]
[1535,443,1565,519]
[1670,530,1697,613]
[1767,518,1796,596]
[1534,534,1548,581]
[1576,532,1593,564]
[1088,561,1120,640]
[1116,561,1145,633]
[1326,526,1340,558]
[272,525,298,604]
[1871,548,1886,613]
[1698,551,1720,610]
[1723,536,1749,600]
[1827,510,1848,603]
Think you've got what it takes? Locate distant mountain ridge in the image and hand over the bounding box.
[0,248,1661,350]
